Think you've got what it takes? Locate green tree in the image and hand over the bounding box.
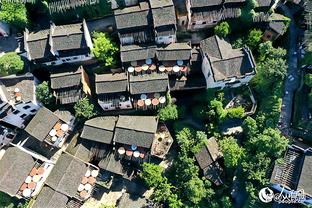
[36,81,54,106]
[141,163,164,188]
[184,177,208,204]
[158,104,178,121]
[305,74,312,88]
[74,97,95,119]
[242,116,258,138]
[241,0,258,24]
[227,106,245,118]
[0,2,28,29]
[219,137,245,169]
[214,22,230,38]
[92,32,118,67]
[0,52,24,76]
[246,29,263,50]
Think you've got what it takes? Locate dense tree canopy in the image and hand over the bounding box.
[0,52,24,76]
[0,2,28,29]
[246,29,263,50]
[220,137,245,169]
[92,32,118,67]
[74,97,95,119]
[141,163,164,188]
[36,81,54,107]
[214,22,230,38]
[158,104,178,121]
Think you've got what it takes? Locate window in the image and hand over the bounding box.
[20,114,27,119]
[182,20,185,25]
[73,57,78,60]
[202,22,206,24]
[23,105,30,110]
[30,109,37,113]
[51,62,56,65]
[192,22,196,25]
[13,110,20,115]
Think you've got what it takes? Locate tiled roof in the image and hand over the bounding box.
[25,107,60,141]
[129,73,169,94]
[255,0,274,7]
[114,2,151,30]
[98,153,124,175]
[0,73,35,103]
[200,35,256,81]
[190,0,223,7]
[297,153,312,196]
[32,186,69,208]
[95,73,128,94]
[120,44,156,62]
[80,117,117,144]
[50,69,82,89]
[150,1,176,28]
[45,153,89,198]
[0,147,35,196]
[114,116,158,148]
[156,42,192,61]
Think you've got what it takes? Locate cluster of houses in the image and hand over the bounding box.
[0,0,310,207]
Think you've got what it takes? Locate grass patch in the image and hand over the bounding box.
[300,52,312,66]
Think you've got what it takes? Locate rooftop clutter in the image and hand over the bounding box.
[77,115,173,175]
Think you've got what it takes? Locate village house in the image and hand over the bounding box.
[129,73,169,110]
[23,20,93,66]
[156,42,192,75]
[263,14,289,42]
[24,107,72,151]
[32,153,99,207]
[195,137,224,186]
[0,73,37,105]
[121,44,157,74]
[73,115,173,175]
[149,0,177,45]
[0,146,54,199]
[95,73,132,111]
[181,0,244,31]
[254,0,277,12]
[200,35,256,89]
[114,2,153,45]
[50,66,91,105]
[270,142,312,205]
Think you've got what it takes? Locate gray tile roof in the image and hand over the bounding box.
[26,29,53,60]
[0,147,35,196]
[0,73,35,103]
[25,107,60,141]
[156,43,192,61]
[150,2,176,28]
[80,117,117,144]
[98,153,124,175]
[51,23,87,51]
[129,73,169,94]
[269,21,287,35]
[25,21,90,61]
[114,2,151,30]
[32,186,69,208]
[45,153,89,198]
[195,137,222,170]
[114,116,158,148]
[149,0,173,8]
[200,35,256,81]
[190,0,223,7]
[297,153,312,196]
[95,73,128,94]
[120,44,156,62]
[50,68,82,89]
